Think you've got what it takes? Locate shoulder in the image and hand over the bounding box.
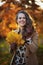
[33,31,38,37]
[31,31,38,41]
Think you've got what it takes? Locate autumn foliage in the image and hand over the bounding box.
[0,0,43,37]
[0,3,22,37]
[6,30,25,45]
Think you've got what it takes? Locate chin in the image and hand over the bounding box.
[20,24,25,27]
[20,24,26,27]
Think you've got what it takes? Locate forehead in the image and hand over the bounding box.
[18,13,25,17]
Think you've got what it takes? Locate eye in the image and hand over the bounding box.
[19,17,21,19]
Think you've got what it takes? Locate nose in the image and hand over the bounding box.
[21,18,24,21]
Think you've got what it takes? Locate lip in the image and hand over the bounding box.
[19,21,25,23]
[20,22,25,24]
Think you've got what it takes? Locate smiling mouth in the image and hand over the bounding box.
[20,22,25,24]
[20,21,25,23]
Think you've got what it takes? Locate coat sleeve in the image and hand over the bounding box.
[28,31,38,53]
[25,31,38,53]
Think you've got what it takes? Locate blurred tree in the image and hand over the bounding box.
[0,0,43,37]
[0,3,22,37]
[1,0,39,9]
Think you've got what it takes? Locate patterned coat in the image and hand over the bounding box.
[10,29,38,65]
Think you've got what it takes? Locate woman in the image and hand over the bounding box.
[10,10,38,65]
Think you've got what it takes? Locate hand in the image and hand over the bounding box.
[10,43,17,50]
[25,38,32,45]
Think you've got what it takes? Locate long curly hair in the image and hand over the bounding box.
[16,10,35,38]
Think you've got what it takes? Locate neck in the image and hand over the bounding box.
[20,25,26,29]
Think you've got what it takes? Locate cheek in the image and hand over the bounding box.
[17,19,20,23]
[17,19,19,23]
[23,19,26,24]
[24,19,26,21]
[23,19,26,23]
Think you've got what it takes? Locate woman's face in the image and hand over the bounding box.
[17,13,26,27]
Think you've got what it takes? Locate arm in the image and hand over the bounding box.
[25,31,38,53]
